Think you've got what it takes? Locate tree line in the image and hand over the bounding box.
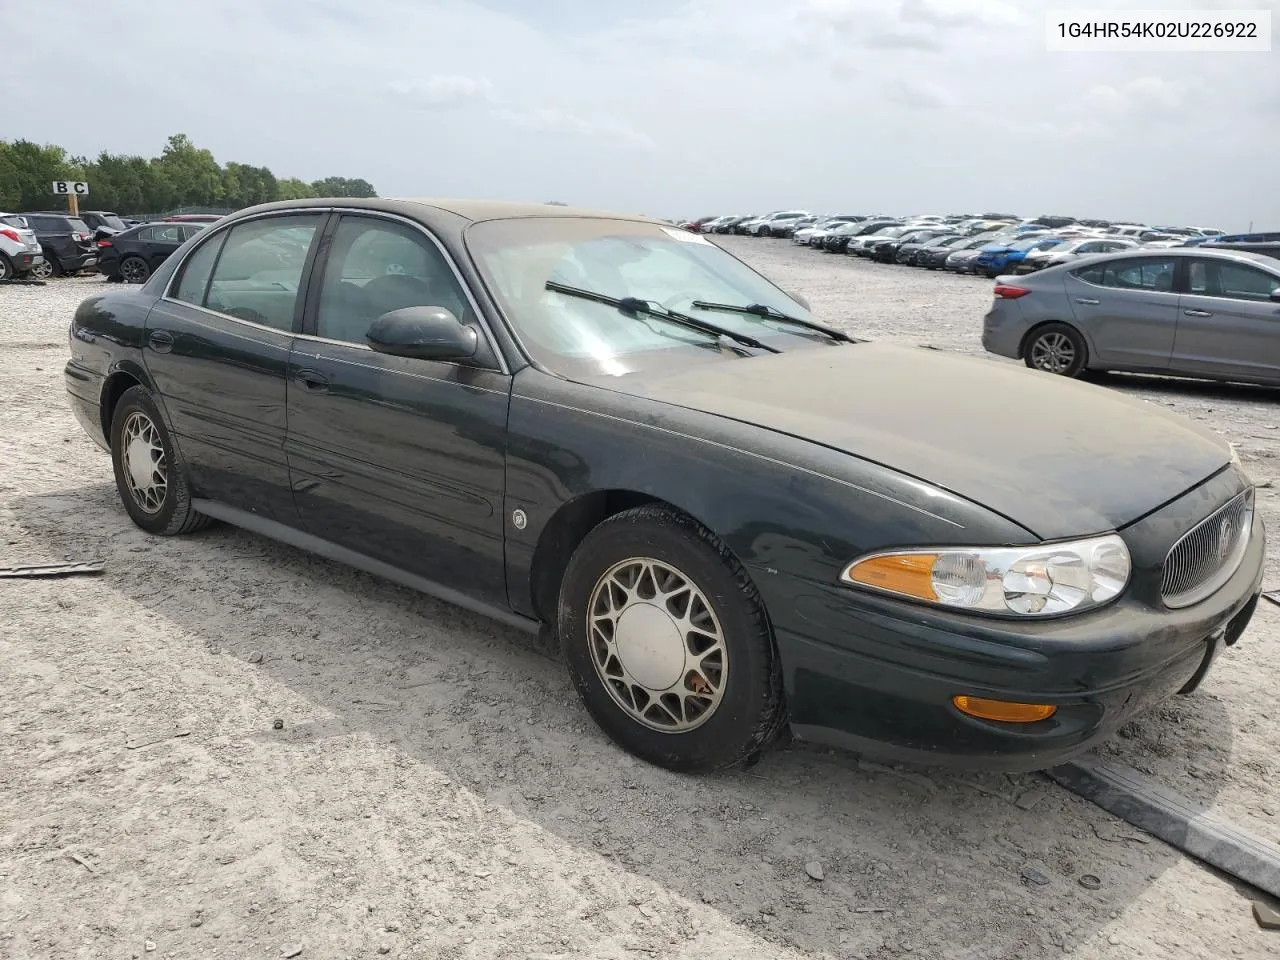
[0,134,377,215]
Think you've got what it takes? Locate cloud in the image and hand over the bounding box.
[1086,77,1185,114]
[862,27,944,51]
[492,107,658,151]
[883,79,953,109]
[898,0,1022,28]
[388,75,495,108]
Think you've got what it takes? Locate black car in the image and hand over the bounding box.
[98,221,208,283]
[896,233,964,266]
[21,213,98,278]
[920,234,989,270]
[870,229,950,263]
[824,220,899,253]
[64,198,1264,774]
[79,210,129,239]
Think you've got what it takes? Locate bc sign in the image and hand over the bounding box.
[51,181,90,196]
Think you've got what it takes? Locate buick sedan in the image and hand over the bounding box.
[65,199,1265,773]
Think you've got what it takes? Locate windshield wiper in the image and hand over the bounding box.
[546,281,782,354]
[690,300,858,344]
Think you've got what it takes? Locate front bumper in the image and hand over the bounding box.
[767,476,1265,771]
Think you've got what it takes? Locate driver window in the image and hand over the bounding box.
[316,216,469,344]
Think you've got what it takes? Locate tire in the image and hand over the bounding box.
[30,257,54,281]
[0,253,12,282]
[109,385,211,535]
[120,256,151,284]
[1024,322,1088,378]
[558,505,785,773]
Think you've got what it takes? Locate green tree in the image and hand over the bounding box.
[275,177,317,200]
[0,134,376,214]
[310,176,377,198]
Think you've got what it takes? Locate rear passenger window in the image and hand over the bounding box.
[204,215,322,331]
[172,231,227,306]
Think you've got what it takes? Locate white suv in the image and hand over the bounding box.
[0,214,45,282]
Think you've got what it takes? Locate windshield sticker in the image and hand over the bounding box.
[663,227,712,245]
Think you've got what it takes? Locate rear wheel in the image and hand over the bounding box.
[1025,322,1087,377]
[109,385,211,535]
[120,256,151,284]
[558,505,785,773]
[0,254,12,282]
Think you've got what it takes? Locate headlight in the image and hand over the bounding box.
[1229,443,1253,484]
[840,534,1131,617]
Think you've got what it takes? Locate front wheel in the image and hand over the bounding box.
[1024,322,1087,377]
[30,258,53,281]
[558,505,785,773]
[109,385,211,535]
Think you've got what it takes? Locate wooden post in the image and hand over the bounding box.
[69,192,79,218]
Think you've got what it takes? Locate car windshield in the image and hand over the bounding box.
[468,218,818,378]
[1011,237,1050,251]
[100,215,128,231]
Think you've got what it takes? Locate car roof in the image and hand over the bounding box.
[231,196,661,226]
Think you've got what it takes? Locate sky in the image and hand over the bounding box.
[1,0,1276,229]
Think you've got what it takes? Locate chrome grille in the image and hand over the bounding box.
[1160,488,1255,608]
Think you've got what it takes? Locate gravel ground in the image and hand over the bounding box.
[1,254,1277,960]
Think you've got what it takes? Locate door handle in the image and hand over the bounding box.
[1184,309,1213,318]
[147,330,174,353]
[1074,298,1100,306]
[293,369,329,392]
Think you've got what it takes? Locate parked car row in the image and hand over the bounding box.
[0,210,222,282]
[682,210,1273,280]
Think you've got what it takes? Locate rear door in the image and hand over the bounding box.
[146,223,187,270]
[1172,257,1280,382]
[1065,256,1179,370]
[143,210,327,520]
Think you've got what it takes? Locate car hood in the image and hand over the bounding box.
[606,344,1230,540]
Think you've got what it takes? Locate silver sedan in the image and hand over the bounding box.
[982,249,1280,385]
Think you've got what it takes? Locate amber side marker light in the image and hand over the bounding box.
[952,696,1056,723]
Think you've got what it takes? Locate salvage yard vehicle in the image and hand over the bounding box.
[96,220,208,283]
[983,248,1280,385]
[65,198,1264,774]
[0,213,45,281]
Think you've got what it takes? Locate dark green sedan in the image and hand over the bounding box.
[65,198,1265,773]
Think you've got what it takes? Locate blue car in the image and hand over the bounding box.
[975,234,1060,278]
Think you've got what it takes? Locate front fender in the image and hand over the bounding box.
[503,368,1032,626]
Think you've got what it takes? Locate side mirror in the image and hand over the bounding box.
[366,305,478,361]
[1270,289,1280,303]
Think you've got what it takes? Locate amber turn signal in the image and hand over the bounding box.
[952,695,1056,724]
[842,553,939,601]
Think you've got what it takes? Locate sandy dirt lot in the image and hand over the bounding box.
[1,242,1277,960]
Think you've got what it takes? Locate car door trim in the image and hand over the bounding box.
[514,394,964,527]
[300,208,509,375]
[289,346,510,396]
[190,499,539,634]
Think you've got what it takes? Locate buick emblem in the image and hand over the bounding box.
[1216,519,1233,560]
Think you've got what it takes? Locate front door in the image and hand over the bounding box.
[1065,256,1179,370]
[1172,257,1280,381]
[284,213,511,606]
[143,211,326,520]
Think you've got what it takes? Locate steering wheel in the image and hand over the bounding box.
[224,305,268,325]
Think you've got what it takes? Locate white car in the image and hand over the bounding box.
[740,210,810,237]
[1016,237,1139,272]
[0,214,45,282]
